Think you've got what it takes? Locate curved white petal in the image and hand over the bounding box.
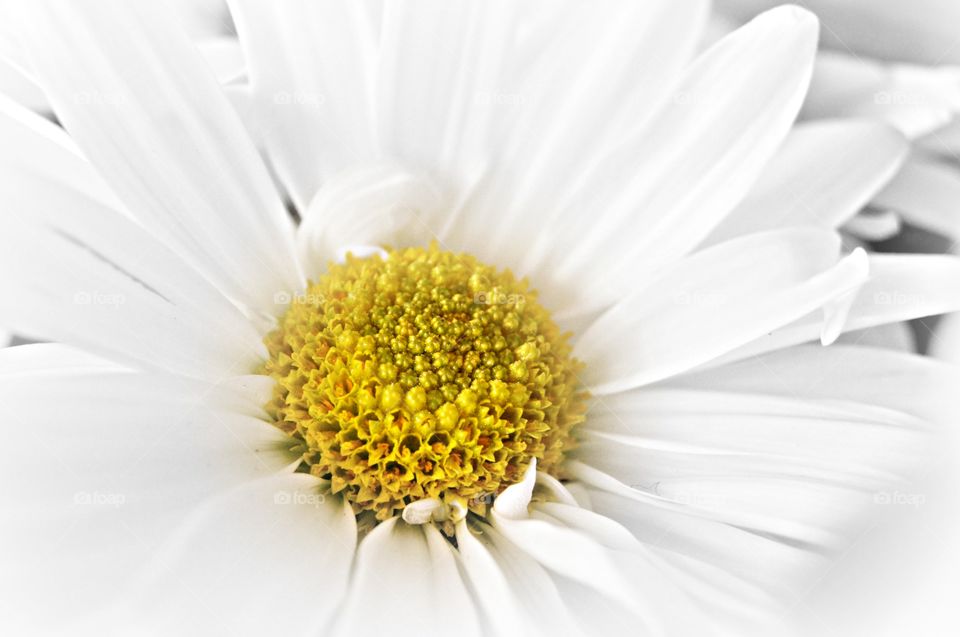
[841,209,903,242]
[705,120,908,246]
[575,229,867,394]
[467,521,585,636]
[492,459,537,520]
[522,6,819,315]
[116,474,355,635]
[710,254,960,366]
[578,389,928,491]
[333,518,480,637]
[0,96,268,378]
[718,0,960,65]
[296,165,446,277]
[0,353,294,633]
[669,343,960,426]
[804,51,960,138]
[228,0,380,209]
[454,519,541,636]
[443,0,710,276]
[16,0,303,317]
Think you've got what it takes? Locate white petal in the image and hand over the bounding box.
[490,511,661,632]
[804,51,960,138]
[196,36,246,85]
[578,389,928,491]
[0,97,268,378]
[704,120,908,246]
[0,356,294,633]
[228,0,380,209]
[575,229,867,394]
[443,0,709,276]
[670,343,960,425]
[586,487,816,632]
[710,254,960,365]
[492,459,537,519]
[454,519,539,636]
[873,154,960,240]
[116,474,355,635]
[333,518,480,637]
[841,209,903,241]
[718,0,960,65]
[522,6,819,314]
[16,0,303,317]
[494,501,707,635]
[467,521,584,636]
[296,165,446,277]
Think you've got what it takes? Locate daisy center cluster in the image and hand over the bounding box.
[263,245,586,521]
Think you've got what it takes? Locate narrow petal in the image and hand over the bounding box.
[454,519,543,636]
[578,389,928,490]
[804,51,960,138]
[710,254,960,365]
[669,343,960,425]
[522,6,819,314]
[467,521,585,636]
[442,0,709,274]
[117,474,355,635]
[228,0,380,209]
[718,0,960,65]
[0,97,268,378]
[16,0,303,317]
[333,518,480,637]
[296,165,445,277]
[574,229,867,394]
[0,353,294,633]
[705,120,908,245]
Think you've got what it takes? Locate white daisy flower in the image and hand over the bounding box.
[1,2,959,636]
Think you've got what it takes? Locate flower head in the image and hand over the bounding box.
[1,2,959,636]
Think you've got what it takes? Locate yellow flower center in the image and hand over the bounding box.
[263,245,586,521]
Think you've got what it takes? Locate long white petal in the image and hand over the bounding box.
[333,518,480,637]
[523,6,819,315]
[575,229,867,394]
[0,353,294,633]
[670,343,960,425]
[16,0,303,317]
[228,0,380,209]
[711,254,960,366]
[115,474,355,635]
[0,96,268,378]
[443,0,709,278]
[705,120,908,245]
[296,165,445,277]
